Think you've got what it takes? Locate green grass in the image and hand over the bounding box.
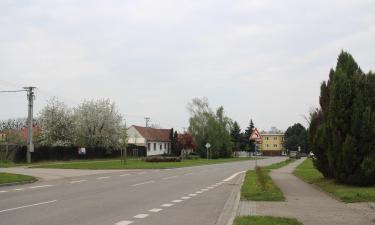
[0,172,37,185]
[234,216,303,225]
[30,157,255,169]
[241,159,295,201]
[294,158,375,203]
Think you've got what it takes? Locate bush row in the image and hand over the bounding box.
[144,156,181,162]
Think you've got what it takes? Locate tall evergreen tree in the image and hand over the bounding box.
[244,119,255,152]
[309,51,375,185]
[230,121,241,151]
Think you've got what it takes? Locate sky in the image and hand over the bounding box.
[0,0,374,132]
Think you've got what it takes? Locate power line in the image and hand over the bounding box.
[0,90,25,93]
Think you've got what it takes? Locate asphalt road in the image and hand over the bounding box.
[0,157,285,225]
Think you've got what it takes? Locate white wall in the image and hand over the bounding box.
[127,126,146,145]
[146,141,170,156]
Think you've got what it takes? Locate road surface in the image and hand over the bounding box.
[0,157,285,225]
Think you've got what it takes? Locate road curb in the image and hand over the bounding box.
[214,172,245,225]
[0,179,37,187]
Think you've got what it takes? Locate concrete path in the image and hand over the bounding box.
[238,158,375,225]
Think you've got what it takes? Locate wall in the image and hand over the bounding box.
[146,141,170,156]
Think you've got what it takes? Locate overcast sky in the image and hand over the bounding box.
[0,0,374,132]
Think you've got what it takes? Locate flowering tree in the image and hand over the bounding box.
[38,98,75,146]
[73,99,124,148]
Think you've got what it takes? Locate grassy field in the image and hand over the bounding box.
[30,157,256,169]
[0,172,37,185]
[241,159,295,201]
[234,216,302,225]
[294,158,375,203]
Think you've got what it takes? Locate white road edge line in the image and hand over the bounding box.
[114,220,134,225]
[69,180,86,184]
[13,188,25,191]
[0,200,57,213]
[132,180,155,186]
[134,214,149,219]
[223,171,245,182]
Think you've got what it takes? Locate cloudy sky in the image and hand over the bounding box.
[0,0,374,132]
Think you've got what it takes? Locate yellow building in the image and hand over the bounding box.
[259,133,284,156]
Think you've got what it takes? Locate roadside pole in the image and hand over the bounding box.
[25,87,36,164]
[205,143,211,160]
[249,128,261,169]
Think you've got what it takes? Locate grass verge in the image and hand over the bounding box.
[30,157,255,169]
[241,159,295,201]
[293,158,375,203]
[0,172,37,185]
[234,216,303,225]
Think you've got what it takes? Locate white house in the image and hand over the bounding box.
[127,125,171,156]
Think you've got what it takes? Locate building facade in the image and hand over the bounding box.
[127,125,171,156]
[259,133,284,156]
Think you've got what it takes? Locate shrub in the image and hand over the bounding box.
[144,156,181,162]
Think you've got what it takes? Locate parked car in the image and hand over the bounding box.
[289,151,301,159]
[254,151,262,156]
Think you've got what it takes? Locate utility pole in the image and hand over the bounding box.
[144,117,151,127]
[24,87,36,163]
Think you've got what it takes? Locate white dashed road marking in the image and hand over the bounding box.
[115,220,134,225]
[0,190,8,193]
[0,200,57,213]
[134,214,149,219]
[172,199,183,203]
[201,189,209,191]
[189,194,197,196]
[196,191,203,194]
[132,180,155,186]
[149,208,163,212]
[162,176,177,180]
[97,176,110,180]
[69,180,86,184]
[13,188,25,191]
[181,196,190,199]
[29,185,54,189]
[161,203,173,207]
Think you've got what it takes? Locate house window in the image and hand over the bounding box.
[147,143,150,151]
[274,137,277,140]
[266,144,269,147]
[274,144,277,148]
[266,137,269,140]
[160,144,162,150]
[154,143,156,151]
[164,143,167,149]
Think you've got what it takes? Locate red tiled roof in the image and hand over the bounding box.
[132,125,171,142]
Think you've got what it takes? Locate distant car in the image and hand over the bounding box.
[254,151,262,156]
[289,151,300,159]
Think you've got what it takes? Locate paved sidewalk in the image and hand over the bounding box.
[238,158,375,225]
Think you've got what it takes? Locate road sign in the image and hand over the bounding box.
[249,128,261,141]
[205,143,211,149]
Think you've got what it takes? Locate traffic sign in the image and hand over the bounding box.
[249,128,261,141]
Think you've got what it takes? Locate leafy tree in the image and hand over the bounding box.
[38,98,75,146]
[309,51,375,186]
[187,97,233,158]
[73,99,124,148]
[284,123,308,153]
